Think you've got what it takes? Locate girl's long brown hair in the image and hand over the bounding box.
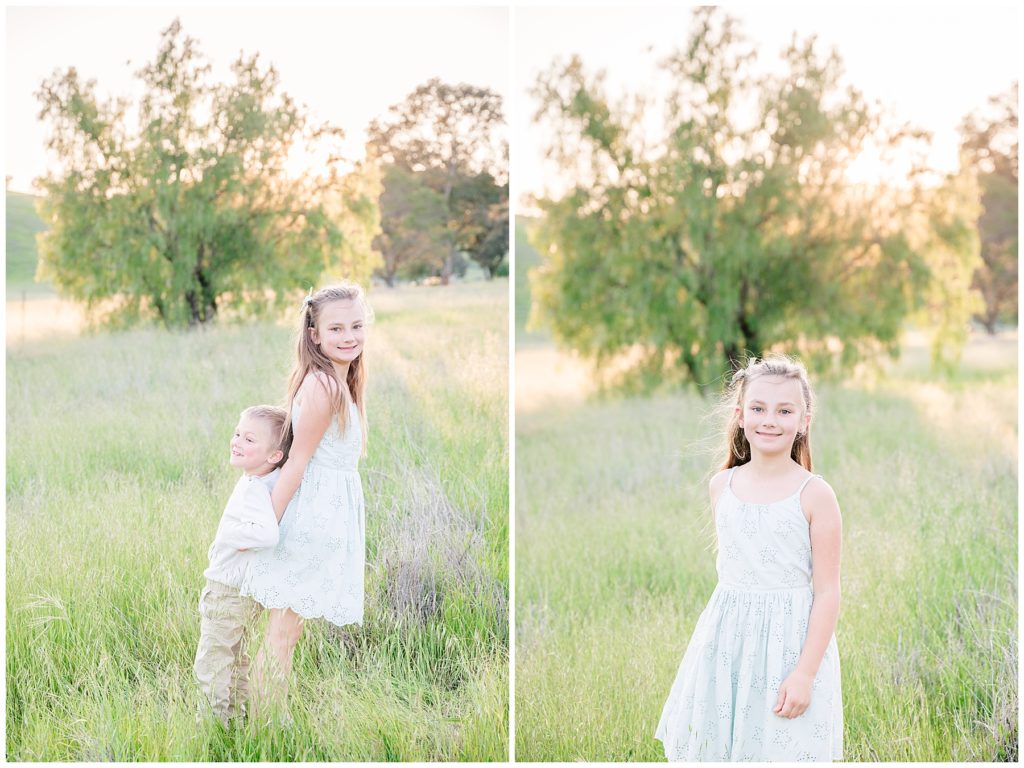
[286,283,372,452]
[721,355,814,471]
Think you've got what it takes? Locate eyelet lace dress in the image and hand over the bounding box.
[654,468,842,762]
[240,400,365,627]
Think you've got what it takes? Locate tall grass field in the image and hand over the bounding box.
[7,281,509,761]
[515,214,1017,760]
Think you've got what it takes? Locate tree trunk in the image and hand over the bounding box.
[441,154,456,285]
[736,279,758,362]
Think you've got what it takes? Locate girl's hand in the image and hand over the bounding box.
[773,669,813,719]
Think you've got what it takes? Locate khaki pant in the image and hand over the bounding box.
[193,579,261,726]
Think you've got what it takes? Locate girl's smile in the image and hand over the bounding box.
[739,376,809,458]
[311,299,366,367]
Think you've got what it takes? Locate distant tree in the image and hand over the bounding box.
[368,79,507,282]
[328,156,384,284]
[960,83,1018,332]
[529,7,949,390]
[34,20,378,328]
[373,164,449,286]
[451,172,509,278]
[912,159,983,370]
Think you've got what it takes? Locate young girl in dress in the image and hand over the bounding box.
[240,283,371,721]
[655,356,843,762]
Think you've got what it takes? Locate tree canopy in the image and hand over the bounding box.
[373,164,449,286]
[35,20,380,328]
[528,7,978,390]
[368,79,508,282]
[960,83,1018,332]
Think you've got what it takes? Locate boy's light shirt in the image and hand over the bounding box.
[204,468,280,588]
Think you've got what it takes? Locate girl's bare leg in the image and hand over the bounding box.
[250,607,304,722]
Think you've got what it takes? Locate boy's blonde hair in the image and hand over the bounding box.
[241,404,293,469]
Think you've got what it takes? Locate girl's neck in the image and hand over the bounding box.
[744,451,799,478]
[331,360,350,383]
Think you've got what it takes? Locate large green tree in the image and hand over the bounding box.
[451,172,509,278]
[35,20,379,328]
[373,164,449,286]
[960,83,1018,332]
[528,8,963,389]
[368,79,507,281]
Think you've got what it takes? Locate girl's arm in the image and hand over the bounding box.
[774,478,843,718]
[270,374,335,521]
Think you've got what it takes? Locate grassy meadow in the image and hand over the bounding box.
[6,280,509,761]
[515,219,1017,761]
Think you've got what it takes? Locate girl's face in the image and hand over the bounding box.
[738,376,810,459]
[311,299,366,367]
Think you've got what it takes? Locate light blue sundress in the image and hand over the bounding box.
[240,400,365,627]
[655,468,843,762]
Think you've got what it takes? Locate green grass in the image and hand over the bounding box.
[515,212,1017,761]
[6,281,509,761]
[5,191,53,297]
[514,336,1017,761]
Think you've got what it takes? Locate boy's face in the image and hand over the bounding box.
[229,414,282,475]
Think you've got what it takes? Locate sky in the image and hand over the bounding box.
[5,5,510,194]
[5,5,1019,200]
[515,4,1020,204]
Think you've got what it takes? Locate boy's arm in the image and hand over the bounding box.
[217,482,280,550]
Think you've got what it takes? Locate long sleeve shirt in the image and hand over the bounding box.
[203,468,280,588]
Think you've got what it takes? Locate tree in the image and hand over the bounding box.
[451,172,509,278]
[34,20,379,328]
[529,7,943,391]
[911,158,983,370]
[327,156,384,284]
[960,83,1018,332]
[373,164,449,286]
[368,79,507,282]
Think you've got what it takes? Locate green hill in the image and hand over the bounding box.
[6,191,52,296]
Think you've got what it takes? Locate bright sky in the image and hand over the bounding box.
[515,4,1020,204]
[5,6,509,194]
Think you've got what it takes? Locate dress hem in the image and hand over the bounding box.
[244,594,364,629]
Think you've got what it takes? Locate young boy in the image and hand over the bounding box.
[194,404,292,726]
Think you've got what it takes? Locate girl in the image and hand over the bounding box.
[239,283,371,720]
[655,356,843,762]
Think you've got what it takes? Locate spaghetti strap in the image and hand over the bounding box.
[796,472,821,496]
[726,466,737,489]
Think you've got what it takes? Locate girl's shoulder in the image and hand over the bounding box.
[801,473,840,523]
[708,467,732,494]
[300,370,342,396]
[708,467,733,511]
[801,472,835,498]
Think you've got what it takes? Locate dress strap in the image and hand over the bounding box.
[726,466,737,489]
[796,473,822,496]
